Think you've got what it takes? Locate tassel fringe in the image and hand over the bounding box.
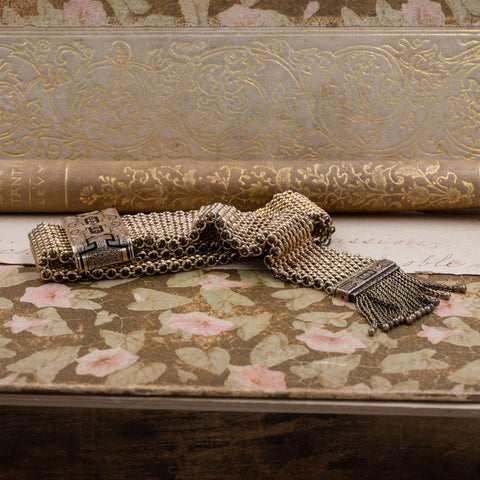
[356,270,467,336]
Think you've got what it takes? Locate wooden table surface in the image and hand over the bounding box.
[3,404,480,480]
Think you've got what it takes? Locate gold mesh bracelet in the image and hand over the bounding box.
[29,191,466,336]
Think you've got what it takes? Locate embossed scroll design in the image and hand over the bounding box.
[79,161,476,212]
[2,36,480,161]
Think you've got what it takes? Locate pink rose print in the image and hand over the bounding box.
[200,275,249,291]
[401,0,445,26]
[434,295,473,318]
[4,315,51,334]
[297,327,365,354]
[227,364,287,391]
[332,297,348,307]
[166,312,235,336]
[76,347,138,377]
[20,283,72,308]
[350,383,372,394]
[0,374,18,386]
[417,324,464,344]
[218,5,286,27]
[303,1,320,23]
[64,0,107,26]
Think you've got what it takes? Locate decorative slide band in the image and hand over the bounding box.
[62,209,134,271]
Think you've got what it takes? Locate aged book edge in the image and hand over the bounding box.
[0,158,478,213]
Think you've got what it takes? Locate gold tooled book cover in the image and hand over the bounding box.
[1,28,480,212]
[1,158,479,212]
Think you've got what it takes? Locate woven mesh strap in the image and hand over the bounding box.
[29,191,466,335]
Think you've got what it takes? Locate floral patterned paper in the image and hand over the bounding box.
[1,265,479,402]
[1,0,478,27]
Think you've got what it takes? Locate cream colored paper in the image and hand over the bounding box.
[0,215,62,265]
[331,214,479,275]
[0,214,478,275]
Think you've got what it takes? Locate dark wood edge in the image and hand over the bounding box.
[1,393,479,417]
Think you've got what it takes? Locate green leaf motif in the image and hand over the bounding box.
[100,329,145,353]
[105,361,166,388]
[69,289,107,310]
[272,288,327,310]
[0,269,39,288]
[200,288,253,314]
[290,354,361,388]
[0,297,13,309]
[442,317,480,347]
[7,346,80,383]
[158,310,179,336]
[238,269,285,289]
[370,375,420,392]
[27,307,73,337]
[177,369,198,383]
[380,349,448,374]
[166,270,205,288]
[251,332,309,367]
[176,346,230,375]
[348,323,397,354]
[294,311,354,329]
[447,359,480,386]
[0,337,16,359]
[95,310,118,326]
[229,313,271,341]
[128,288,192,310]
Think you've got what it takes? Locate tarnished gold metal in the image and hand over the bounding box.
[29,191,347,283]
[28,191,467,335]
[334,259,399,302]
[61,209,134,271]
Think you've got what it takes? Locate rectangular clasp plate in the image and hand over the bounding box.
[334,259,399,302]
[62,208,134,271]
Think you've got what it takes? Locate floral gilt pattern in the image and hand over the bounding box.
[0,266,479,402]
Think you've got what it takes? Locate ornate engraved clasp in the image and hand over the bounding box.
[334,259,399,302]
[62,208,134,271]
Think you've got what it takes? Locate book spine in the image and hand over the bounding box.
[1,159,479,213]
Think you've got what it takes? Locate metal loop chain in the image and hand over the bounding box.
[29,190,466,335]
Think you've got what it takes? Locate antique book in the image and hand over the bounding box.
[1,28,480,212]
[1,158,479,212]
